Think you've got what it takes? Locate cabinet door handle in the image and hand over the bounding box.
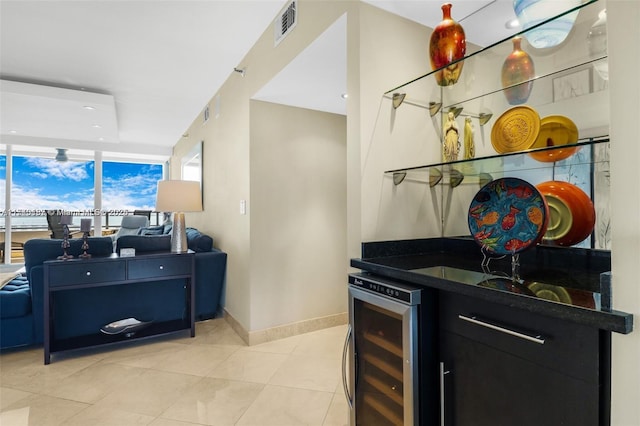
[342,324,353,409]
[439,362,449,426]
[458,314,545,345]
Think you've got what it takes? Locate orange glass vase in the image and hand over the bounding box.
[429,3,466,86]
[501,37,535,105]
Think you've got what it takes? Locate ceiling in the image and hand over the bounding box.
[0,0,519,162]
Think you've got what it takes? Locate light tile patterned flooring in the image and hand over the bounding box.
[0,319,349,426]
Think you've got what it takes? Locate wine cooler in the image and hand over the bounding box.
[344,273,435,426]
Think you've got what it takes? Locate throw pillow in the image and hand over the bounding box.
[138,225,165,236]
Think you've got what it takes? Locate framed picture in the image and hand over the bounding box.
[552,68,591,102]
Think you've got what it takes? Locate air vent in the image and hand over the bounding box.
[274,0,297,46]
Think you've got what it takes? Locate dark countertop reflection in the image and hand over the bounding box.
[351,238,632,334]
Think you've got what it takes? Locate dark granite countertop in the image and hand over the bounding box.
[351,238,633,334]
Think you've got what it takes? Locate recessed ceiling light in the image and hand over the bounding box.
[341,93,348,99]
[92,124,102,129]
[98,137,104,141]
[505,18,520,29]
[9,130,18,134]
[83,105,96,110]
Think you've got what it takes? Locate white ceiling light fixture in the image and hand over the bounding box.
[505,17,520,29]
[0,80,120,145]
[55,148,69,162]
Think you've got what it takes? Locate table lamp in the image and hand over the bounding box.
[155,180,203,253]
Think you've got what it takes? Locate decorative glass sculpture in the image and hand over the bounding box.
[513,0,581,48]
[501,37,535,105]
[429,3,466,86]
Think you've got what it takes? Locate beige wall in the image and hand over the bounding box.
[608,1,640,424]
[173,0,352,333]
[249,100,346,331]
[172,0,639,421]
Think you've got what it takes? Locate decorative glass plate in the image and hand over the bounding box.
[491,105,541,153]
[468,177,548,255]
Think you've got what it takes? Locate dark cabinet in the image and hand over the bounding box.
[437,292,607,426]
[44,252,196,364]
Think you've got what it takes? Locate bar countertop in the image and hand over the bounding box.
[351,238,633,334]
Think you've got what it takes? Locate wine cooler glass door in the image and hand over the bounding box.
[348,285,419,426]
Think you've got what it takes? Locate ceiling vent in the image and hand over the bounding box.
[274,0,297,46]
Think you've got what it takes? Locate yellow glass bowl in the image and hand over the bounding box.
[529,115,579,162]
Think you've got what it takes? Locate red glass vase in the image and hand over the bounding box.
[501,37,535,105]
[429,3,466,86]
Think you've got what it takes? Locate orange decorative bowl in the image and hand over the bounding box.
[536,181,595,246]
[528,115,579,162]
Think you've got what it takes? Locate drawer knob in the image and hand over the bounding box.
[86,271,91,276]
[159,265,164,270]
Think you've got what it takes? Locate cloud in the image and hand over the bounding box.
[2,161,161,215]
[24,157,90,182]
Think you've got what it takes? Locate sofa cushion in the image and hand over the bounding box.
[138,225,165,236]
[0,276,31,318]
[185,228,213,252]
[116,235,171,253]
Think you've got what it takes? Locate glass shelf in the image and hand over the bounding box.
[385,0,601,96]
[362,0,610,252]
[385,137,609,186]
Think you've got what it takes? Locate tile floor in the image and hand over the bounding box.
[0,319,350,426]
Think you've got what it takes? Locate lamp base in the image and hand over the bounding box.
[171,212,188,253]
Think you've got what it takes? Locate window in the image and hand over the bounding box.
[102,161,163,226]
[1,153,163,231]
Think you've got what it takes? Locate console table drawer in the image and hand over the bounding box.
[49,262,126,287]
[128,256,191,280]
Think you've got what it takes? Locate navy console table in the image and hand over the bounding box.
[43,252,195,364]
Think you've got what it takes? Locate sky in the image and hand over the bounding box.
[0,155,163,213]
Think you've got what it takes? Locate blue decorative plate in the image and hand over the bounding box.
[468,177,548,255]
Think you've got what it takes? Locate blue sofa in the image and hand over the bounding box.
[0,229,226,350]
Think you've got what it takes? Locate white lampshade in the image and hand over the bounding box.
[155,180,202,253]
[155,180,202,213]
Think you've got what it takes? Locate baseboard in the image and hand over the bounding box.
[223,309,347,346]
[222,309,250,344]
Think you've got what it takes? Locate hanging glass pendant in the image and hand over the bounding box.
[513,0,581,48]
